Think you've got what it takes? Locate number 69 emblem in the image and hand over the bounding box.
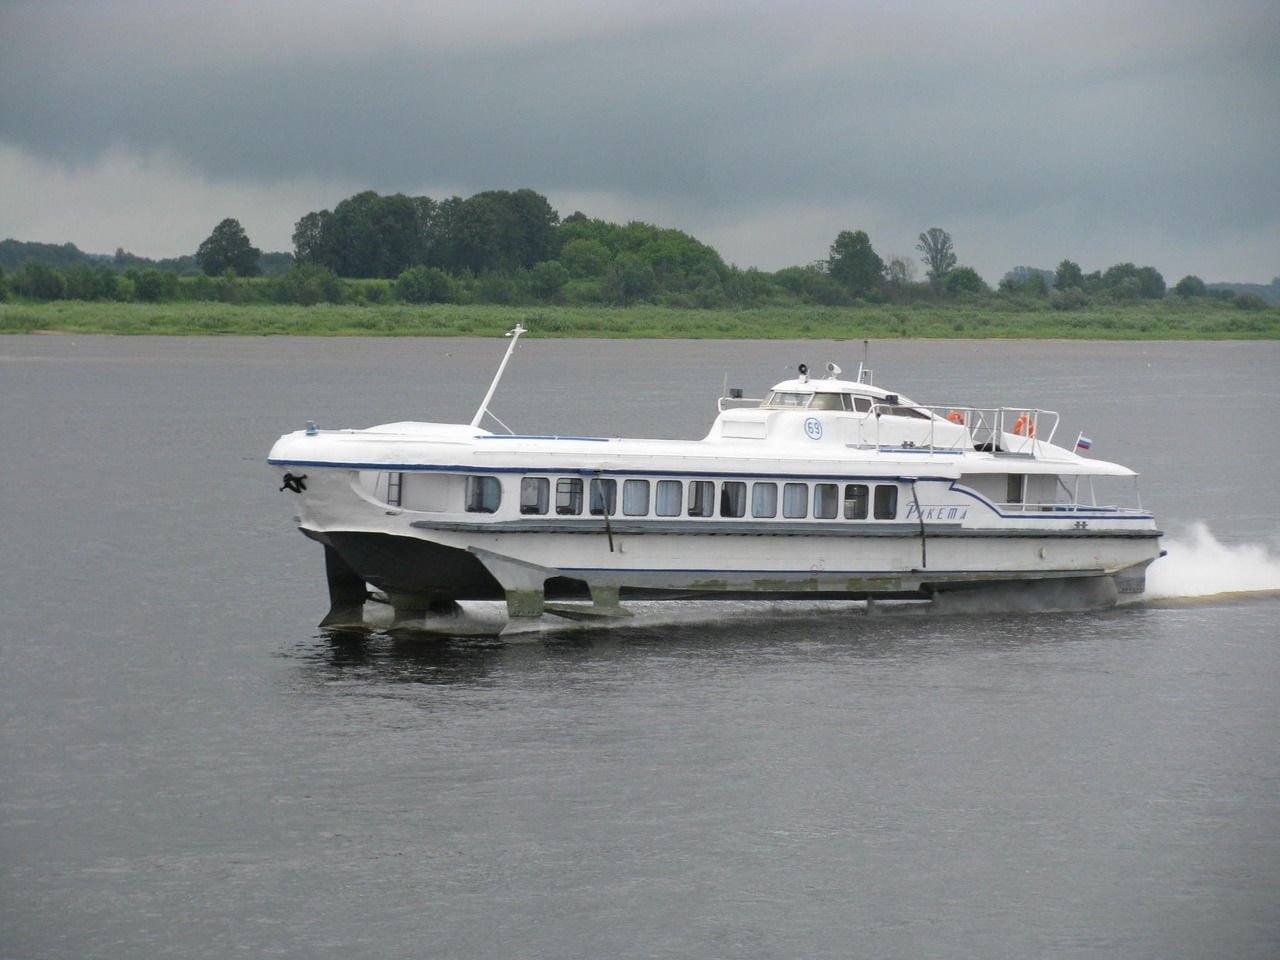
[804,417,823,440]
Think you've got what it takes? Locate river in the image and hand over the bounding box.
[2,335,1278,959]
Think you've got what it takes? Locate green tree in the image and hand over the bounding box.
[557,216,725,298]
[1135,265,1166,299]
[1100,262,1164,299]
[423,195,466,269]
[366,193,421,278]
[999,266,1052,296]
[326,192,420,278]
[561,238,611,278]
[133,268,177,301]
[292,210,335,268]
[98,269,129,301]
[448,189,560,274]
[916,227,956,290]
[395,265,456,304]
[257,252,295,276]
[636,228,726,292]
[774,265,848,305]
[448,193,508,274]
[602,252,656,305]
[18,261,67,300]
[529,260,569,300]
[1055,259,1084,291]
[63,262,102,300]
[196,218,261,276]
[686,262,726,307]
[885,255,915,287]
[1051,287,1088,311]
[942,265,987,296]
[1174,274,1206,297]
[476,270,521,304]
[0,239,88,271]
[411,195,442,266]
[827,230,884,298]
[724,267,778,307]
[1233,292,1269,310]
[506,188,561,267]
[273,263,344,305]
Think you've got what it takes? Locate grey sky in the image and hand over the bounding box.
[2,0,1277,283]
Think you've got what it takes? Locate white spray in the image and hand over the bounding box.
[1145,522,1280,599]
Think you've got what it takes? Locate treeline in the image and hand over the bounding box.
[0,238,196,274]
[0,237,295,276]
[999,263,1279,310]
[2,188,1276,311]
[290,188,755,308]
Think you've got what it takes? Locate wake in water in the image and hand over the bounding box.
[1145,522,1280,600]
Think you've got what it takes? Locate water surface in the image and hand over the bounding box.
[2,336,1278,959]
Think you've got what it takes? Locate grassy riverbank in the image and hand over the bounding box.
[2,298,1276,339]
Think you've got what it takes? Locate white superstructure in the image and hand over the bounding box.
[269,328,1162,631]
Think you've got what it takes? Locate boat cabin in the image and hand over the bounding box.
[709,372,959,449]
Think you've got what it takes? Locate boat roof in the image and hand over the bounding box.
[268,359,1138,480]
[767,375,905,399]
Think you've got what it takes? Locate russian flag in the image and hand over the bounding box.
[1076,434,1093,450]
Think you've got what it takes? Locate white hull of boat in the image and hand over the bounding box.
[279,460,1158,625]
[269,329,1161,631]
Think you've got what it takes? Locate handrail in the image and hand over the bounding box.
[717,395,765,412]
[917,404,1061,450]
[713,395,1064,455]
[998,501,1140,514]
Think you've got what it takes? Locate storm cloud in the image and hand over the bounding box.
[2,0,1276,282]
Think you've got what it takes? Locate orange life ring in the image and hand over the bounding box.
[946,410,965,425]
[1013,413,1035,437]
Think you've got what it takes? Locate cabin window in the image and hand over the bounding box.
[810,393,842,410]
[688,482,708,517]
[874,484,898,519]
[882,404,931,420]
[814,483,839,519]
[590,478,617,516]
[844,484,869,519]
[783,482,808,518]
[752,482,778,518]
[520,477,549,515]
[1006,474,1025,504]
[386,471,403,508]
[851,396,872,413]
[655,481,686,519]
[656,480,682,516]
[465,475,501,514]
[720,481,747,518]
[688,481,715,517]
[623,479,650,516]
[762,391,810,409]
[556,478,583,515]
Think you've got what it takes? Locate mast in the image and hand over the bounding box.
[470,323,527,429]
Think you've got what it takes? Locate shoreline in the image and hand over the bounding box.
[2,299,1276,340]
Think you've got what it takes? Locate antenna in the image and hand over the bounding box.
[470,323,526,429]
